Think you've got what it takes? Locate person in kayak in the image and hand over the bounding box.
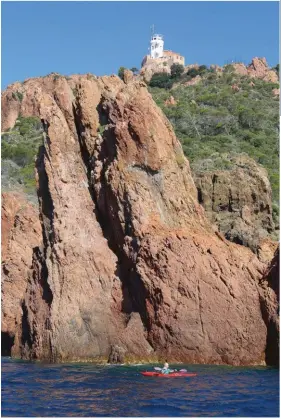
[161,362,172,374]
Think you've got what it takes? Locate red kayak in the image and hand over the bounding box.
[141,372,197,378]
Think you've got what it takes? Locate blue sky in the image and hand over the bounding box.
[1,1,279,89]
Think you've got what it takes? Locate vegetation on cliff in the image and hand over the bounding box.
[1,116,43,198]
[149,67,279,211]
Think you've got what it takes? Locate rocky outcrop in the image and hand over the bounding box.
[248,58,279,83]
[232,58,279,83]
[164,96,177,106]
[1,73,279,365]
[210,65,223,74]
[193,154,276,254]
[140,62,171,83]
[231,63,248,77]
[257,238,279,264]
[185,64,200,72]
[123,69,134,84]
[182,75,202,87]
[1,192,42,356]
[231,84,240,92]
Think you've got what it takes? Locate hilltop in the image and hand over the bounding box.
[146,58,279,245]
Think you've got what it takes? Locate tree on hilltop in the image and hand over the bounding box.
[273,64,279,75]
[171,63,185,79]
[118,66,126,80]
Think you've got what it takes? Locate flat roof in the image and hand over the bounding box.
[151,34,163,39]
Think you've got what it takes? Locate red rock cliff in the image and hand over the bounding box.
[1,192,42,356]
[1,73,279,365]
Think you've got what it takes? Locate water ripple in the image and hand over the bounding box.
[1,358,279,417]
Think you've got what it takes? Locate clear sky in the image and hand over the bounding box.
[1,1,279,89]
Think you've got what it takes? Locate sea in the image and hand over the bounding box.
[1,357,279,417]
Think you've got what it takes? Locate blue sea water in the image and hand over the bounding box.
[1,357,279,417]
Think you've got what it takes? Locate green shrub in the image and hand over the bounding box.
[118,66,126,80]
[149,73,173,89]
[130,67,139,75]
[272,64,279,75]
[14,116,42,136]
[198,65,208,73]
[174,147,185,168]
[1,116,43,195]
[224,64,235,73]
[272,202,279,226]
[12,91,24,102]
[97,125,107,135]
[186,65,209,79]
[186,68,200,79]
[72,87,78,97]
[171,63,185,79]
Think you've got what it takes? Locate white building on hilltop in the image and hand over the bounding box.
[142,26,185,67]
[150,33,164,59]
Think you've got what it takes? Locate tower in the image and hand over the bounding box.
[150,26,164,59]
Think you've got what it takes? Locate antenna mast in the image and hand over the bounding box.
[151,24,154,39]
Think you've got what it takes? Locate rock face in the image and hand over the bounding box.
[232,58,279,83]
[140,61,171,83]
[259,248,279,366]
[1,192,42,356]
[164,96,177,106]
[257,238,279,264]
[1,73,279,365]
[193,154,276,254]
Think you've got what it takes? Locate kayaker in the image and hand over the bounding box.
[161,361,171,375]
